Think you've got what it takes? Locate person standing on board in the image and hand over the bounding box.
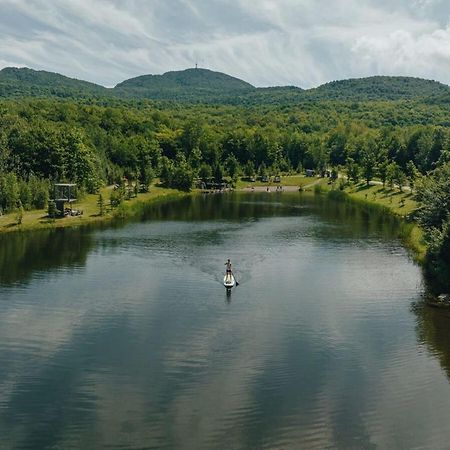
[224,259,239,286]
[225,259,232,275]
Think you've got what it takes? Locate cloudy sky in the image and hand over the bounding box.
[1,0,450,88]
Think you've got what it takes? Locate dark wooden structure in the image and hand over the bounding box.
[52,183,77,216]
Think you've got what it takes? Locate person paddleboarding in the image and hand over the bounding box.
[223,259,239,288]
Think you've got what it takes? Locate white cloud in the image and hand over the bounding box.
[0,0,449,88]
[351,25,450,81]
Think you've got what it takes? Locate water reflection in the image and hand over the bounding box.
[1,192,449,449]
[0,228,94,286]
[415,301,450,380]
[0,192,409,288]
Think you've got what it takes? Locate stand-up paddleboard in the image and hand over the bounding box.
[223,272,236,289]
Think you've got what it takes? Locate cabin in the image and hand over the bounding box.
[51,183,77,216]
[305,169,315,177]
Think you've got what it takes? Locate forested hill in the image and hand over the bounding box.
[307,76,450,101]
[0,66,449,103]
[115,68,254,101]
[0,67,108,98]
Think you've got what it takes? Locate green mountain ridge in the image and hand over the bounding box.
[308,75,450,101]
[115,68,254,91]
[0,66,449,103]
[0,67,108,98]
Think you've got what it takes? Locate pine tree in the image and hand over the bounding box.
[97,193,105,216]
[48,200,58,219]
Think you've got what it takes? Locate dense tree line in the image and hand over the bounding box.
[2,68,450,105]
[0,98,449,196]
[0,97,449,285]
[416,163,450,290]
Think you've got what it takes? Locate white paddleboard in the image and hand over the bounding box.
[223,273,236,288]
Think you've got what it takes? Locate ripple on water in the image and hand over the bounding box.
[1,193,448,449]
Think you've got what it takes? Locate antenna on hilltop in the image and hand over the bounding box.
[194,58,204,69]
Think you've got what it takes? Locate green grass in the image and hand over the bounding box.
[401,223,427,263]
[322,180,427,262]
[235,175,317,189]
[343,182,417,216]
[0,185,184,234]
[0,177,429,265]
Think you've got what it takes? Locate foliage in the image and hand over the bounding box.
[0,67,107,99]
[0,72,450,285]
[47,200,58,218]
[15,200,23,225]
[97,193,105,216]
[2,67,449,105]
[415,163,450,290]
[416,164,450,229]
[306,76,450,101]
[198,163,212,181]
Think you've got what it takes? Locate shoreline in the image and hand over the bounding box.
[0,178,427,267]
[317,181,427,263]
[0,175,318,235]
[0,186,186,235]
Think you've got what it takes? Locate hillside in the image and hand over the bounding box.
[307,76,450,101]
[0,67,108,99]
[114,68,254,101]
[0,67,449,104]
[226,86,305,106]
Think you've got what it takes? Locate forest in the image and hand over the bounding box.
[0,70,450,289]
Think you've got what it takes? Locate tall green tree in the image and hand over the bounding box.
[361,138,377,185]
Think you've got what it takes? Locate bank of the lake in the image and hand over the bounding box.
[237,176,426,264]
[318,180,427,263]
[0,176,428,269]
[0,175,320,235]
[0,185,186,234]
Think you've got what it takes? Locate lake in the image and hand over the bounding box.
[1,192,449,449]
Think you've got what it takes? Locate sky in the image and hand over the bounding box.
[1,0,450,88]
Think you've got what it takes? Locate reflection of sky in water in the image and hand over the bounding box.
[0,194,448,448]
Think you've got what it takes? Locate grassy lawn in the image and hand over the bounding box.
[342,182,417,216]
[320,180,427,261]
[0,177,428,263]
[0,185,183,234]
[235,175,317,189]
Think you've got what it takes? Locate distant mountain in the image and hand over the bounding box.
[114,68,254,101]
[0,67,108,98]
[0,67,449,104]
[307,76,450,101]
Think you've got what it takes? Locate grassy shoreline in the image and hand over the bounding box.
[0,175,321,234]
[0,185,187,234]
[0,176,429,266]
[318,180,427,263]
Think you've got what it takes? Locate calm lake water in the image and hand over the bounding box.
[1,192,450,449]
